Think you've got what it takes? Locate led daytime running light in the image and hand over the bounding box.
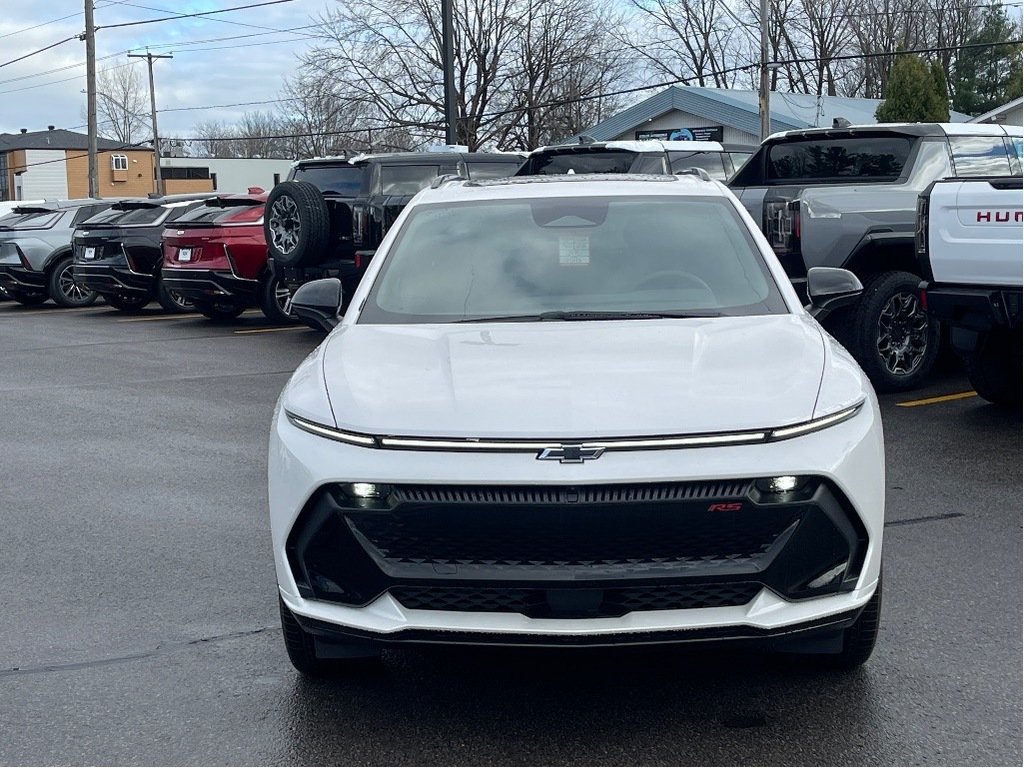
[285,401,862,453]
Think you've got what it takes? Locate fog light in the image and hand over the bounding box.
[806,561,848,590]
[766,475,798,493]
[348,482,391,499]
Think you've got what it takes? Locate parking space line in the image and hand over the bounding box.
[0,307,101,318]
[233,326,307,335]
[116,314,203,323]
[897,391,977,407]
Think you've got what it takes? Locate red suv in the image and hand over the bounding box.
[160,190,291,322]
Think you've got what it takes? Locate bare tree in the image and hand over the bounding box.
[189,119,240,158]
[89,64,149,145]
[300,0,630,150]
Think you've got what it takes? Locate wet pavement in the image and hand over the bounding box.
[0,301,1020,765]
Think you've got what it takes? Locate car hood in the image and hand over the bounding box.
[319,315,826,438]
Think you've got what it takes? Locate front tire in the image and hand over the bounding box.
[853,271,939,393]
[279,597,379,677]
[48,256,98,308]
[964,331,1022,408]
[824,578,882,670]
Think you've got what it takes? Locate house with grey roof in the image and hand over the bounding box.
[567,85,971,146]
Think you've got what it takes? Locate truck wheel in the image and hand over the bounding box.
[965,332,1022,408]
[258,272,295,324]
[48,256,98,308]
[854,271,939,393]
[265,181,330,269]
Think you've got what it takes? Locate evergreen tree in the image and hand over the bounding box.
[951,2,1022,116]
[876,55,951,122]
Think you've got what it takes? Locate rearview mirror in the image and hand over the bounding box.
[806,267,862,320]
[287,278,343,332]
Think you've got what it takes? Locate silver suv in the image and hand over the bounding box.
[0,199,123,307]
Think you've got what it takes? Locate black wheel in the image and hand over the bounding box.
[853,271,939,393]
[265,181,331,269]
[47,256,98,308]
[8,289,48,306]
[155,273,193,313]
[193,300,245,321]
[964,331,1022,408]
[105,292,150,311]
[279,597,379,677]
[257,272,295,324]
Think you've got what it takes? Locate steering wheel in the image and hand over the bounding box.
[632,270,714,296]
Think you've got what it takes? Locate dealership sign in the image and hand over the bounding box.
[636,126,724,142]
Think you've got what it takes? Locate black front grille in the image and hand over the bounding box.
[347,499,796,574]
[390,582,762,618]
[286,478,868,609]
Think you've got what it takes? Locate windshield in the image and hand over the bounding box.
[359,196,786,324]
[767,136,912,182]
[81,205,168,227]
[0,210,62,230]
[173,199,264,226]
[291,164,363,196]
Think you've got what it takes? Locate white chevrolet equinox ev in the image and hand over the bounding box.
[268,173,885,676]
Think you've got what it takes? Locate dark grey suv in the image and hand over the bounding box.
[0,199,121,307]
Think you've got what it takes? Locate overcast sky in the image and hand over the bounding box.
[0,0,330,138]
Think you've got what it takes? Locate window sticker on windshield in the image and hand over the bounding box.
[558,235,590,266]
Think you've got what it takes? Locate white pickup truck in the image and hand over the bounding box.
[917,176,1023,406]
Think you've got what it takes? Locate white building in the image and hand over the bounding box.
[160,157,295,194]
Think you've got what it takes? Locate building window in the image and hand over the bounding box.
[111,154,128,171]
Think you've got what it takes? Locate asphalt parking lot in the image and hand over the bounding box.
[0,301,1020,766]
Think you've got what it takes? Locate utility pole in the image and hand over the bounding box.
[129,50,172,196]
[759,0,771,141]
[441,0,458,146]
[83,0,98,198]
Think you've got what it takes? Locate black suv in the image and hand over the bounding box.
[73,194,213,312]
[516,140,754,181]
[264,152,524,302]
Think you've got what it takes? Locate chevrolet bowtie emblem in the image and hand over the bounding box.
[536,444,605,464]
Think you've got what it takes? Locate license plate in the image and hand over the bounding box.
[84,247,96,260]
[177,247,192,262]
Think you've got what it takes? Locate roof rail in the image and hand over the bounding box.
[429,174,466,189]
[674,167,712,181]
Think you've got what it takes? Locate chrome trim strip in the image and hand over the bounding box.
[284,402,863,453]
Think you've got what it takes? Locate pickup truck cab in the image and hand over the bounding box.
[730,122,1023,392]
[918,176,1022,406]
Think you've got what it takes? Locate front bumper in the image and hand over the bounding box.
[269,401,885,645]
[160,268,257,304]
[74,262,152,297]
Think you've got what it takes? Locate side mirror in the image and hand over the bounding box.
[287,278,343,332]
[806,267,863,320]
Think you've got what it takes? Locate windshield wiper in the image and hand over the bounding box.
[455,310,722,323]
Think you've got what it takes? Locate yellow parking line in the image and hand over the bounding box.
[116,313,202,322]
[0,307,100,317]
[897,391,977,407]
[234,326,307,335]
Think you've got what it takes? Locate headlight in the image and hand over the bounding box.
[767,403,862,440]
[285,412,376,447]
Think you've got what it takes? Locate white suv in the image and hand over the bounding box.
[269,173,885,675]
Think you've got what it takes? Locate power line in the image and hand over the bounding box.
[0,35,79,70]
[110,0,323,38]
[771,37,1023,67]
[96,0,299,31]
